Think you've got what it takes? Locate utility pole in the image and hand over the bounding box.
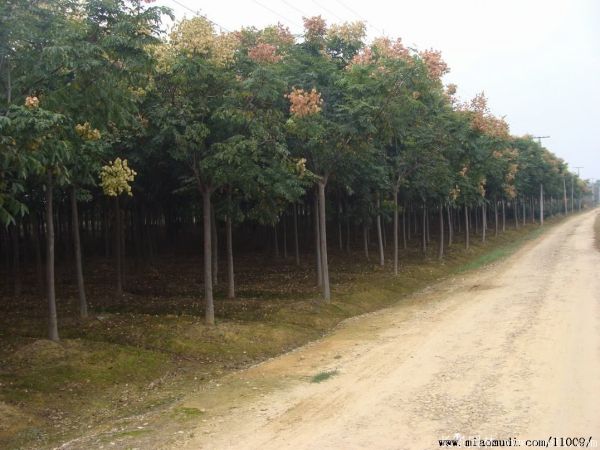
[573,167,583,211]
[570,175,574,212]
[533,136,550,145]
[562,177,568,215]
[533,136,550,220]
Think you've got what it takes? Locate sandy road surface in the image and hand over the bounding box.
[177,211,600,450]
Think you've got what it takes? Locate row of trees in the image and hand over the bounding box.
[0,1,589,340]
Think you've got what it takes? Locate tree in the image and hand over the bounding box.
[99,157,136,295]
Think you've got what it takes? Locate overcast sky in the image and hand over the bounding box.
[154,0,600,181]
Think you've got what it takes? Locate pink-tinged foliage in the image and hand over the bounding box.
[248,43,282,63]
[419,49,449,79]
[303,16,327,42]
[459,92,510,139]
[348,37,411,69]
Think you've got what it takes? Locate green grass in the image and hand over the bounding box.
[173,407,205,418]
[113,429,152,438]
[310,370,339,383]
[456,227,545,272]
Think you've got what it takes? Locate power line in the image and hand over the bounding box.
[330,0,385,35]
[280,0,309,18]
[331,0,362,19]
[251,0,303,29]
[532,135,550,145]
[311,0,344,22]
[169,0,230,33]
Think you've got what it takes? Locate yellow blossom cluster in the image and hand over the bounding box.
[327,21,366,44]
[296,157,307,176]
[504,185,517,199]
[482,116,509,138]
[506,163,518,182]
[260,23,295,47]
[542,152,561,174]
[459,165,469,177]
[100,158,137,197]
[449,185,460,201]
[169,17,238,66]
[129,86,147,100]
[286,88,323,118]
[25,96,39,109]
[75,122,101,141]
[248,43,282,64]
[478,177,486,197]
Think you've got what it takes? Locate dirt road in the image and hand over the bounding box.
[177,211,600,449]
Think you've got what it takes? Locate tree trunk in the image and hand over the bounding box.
[502,200,506,232]
[120,205,126,283]
[32,212,43,292]
[202,189,214,325]
[293,203,300,266]
[46,170,59,341]
[11,221,21,297]
[211,206,218,285]
[338,204,343,251]
[562,178,568,215]
[438,204,444,260]
[114,196,123,295]
[226,215,235,299]
[71,187,88,318]
[376,198,384,267]
[103,199,110,258]
[402,201,407,250]
[540,184,545,226]
[464,205,470,250]
[273,223,279,258]
[283,214,288,259]
[421,204,427,255]
[482,203,487,242]
[363,224,369,260]
[393,189,399,275]
[318,180,330,301]
[571,178,574,213]
[447,204,453,246]
[408,203,413,242]
[345,215,351,253]
[425,206,431,245]
[494,200,499,237]
[314,193,322,286]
